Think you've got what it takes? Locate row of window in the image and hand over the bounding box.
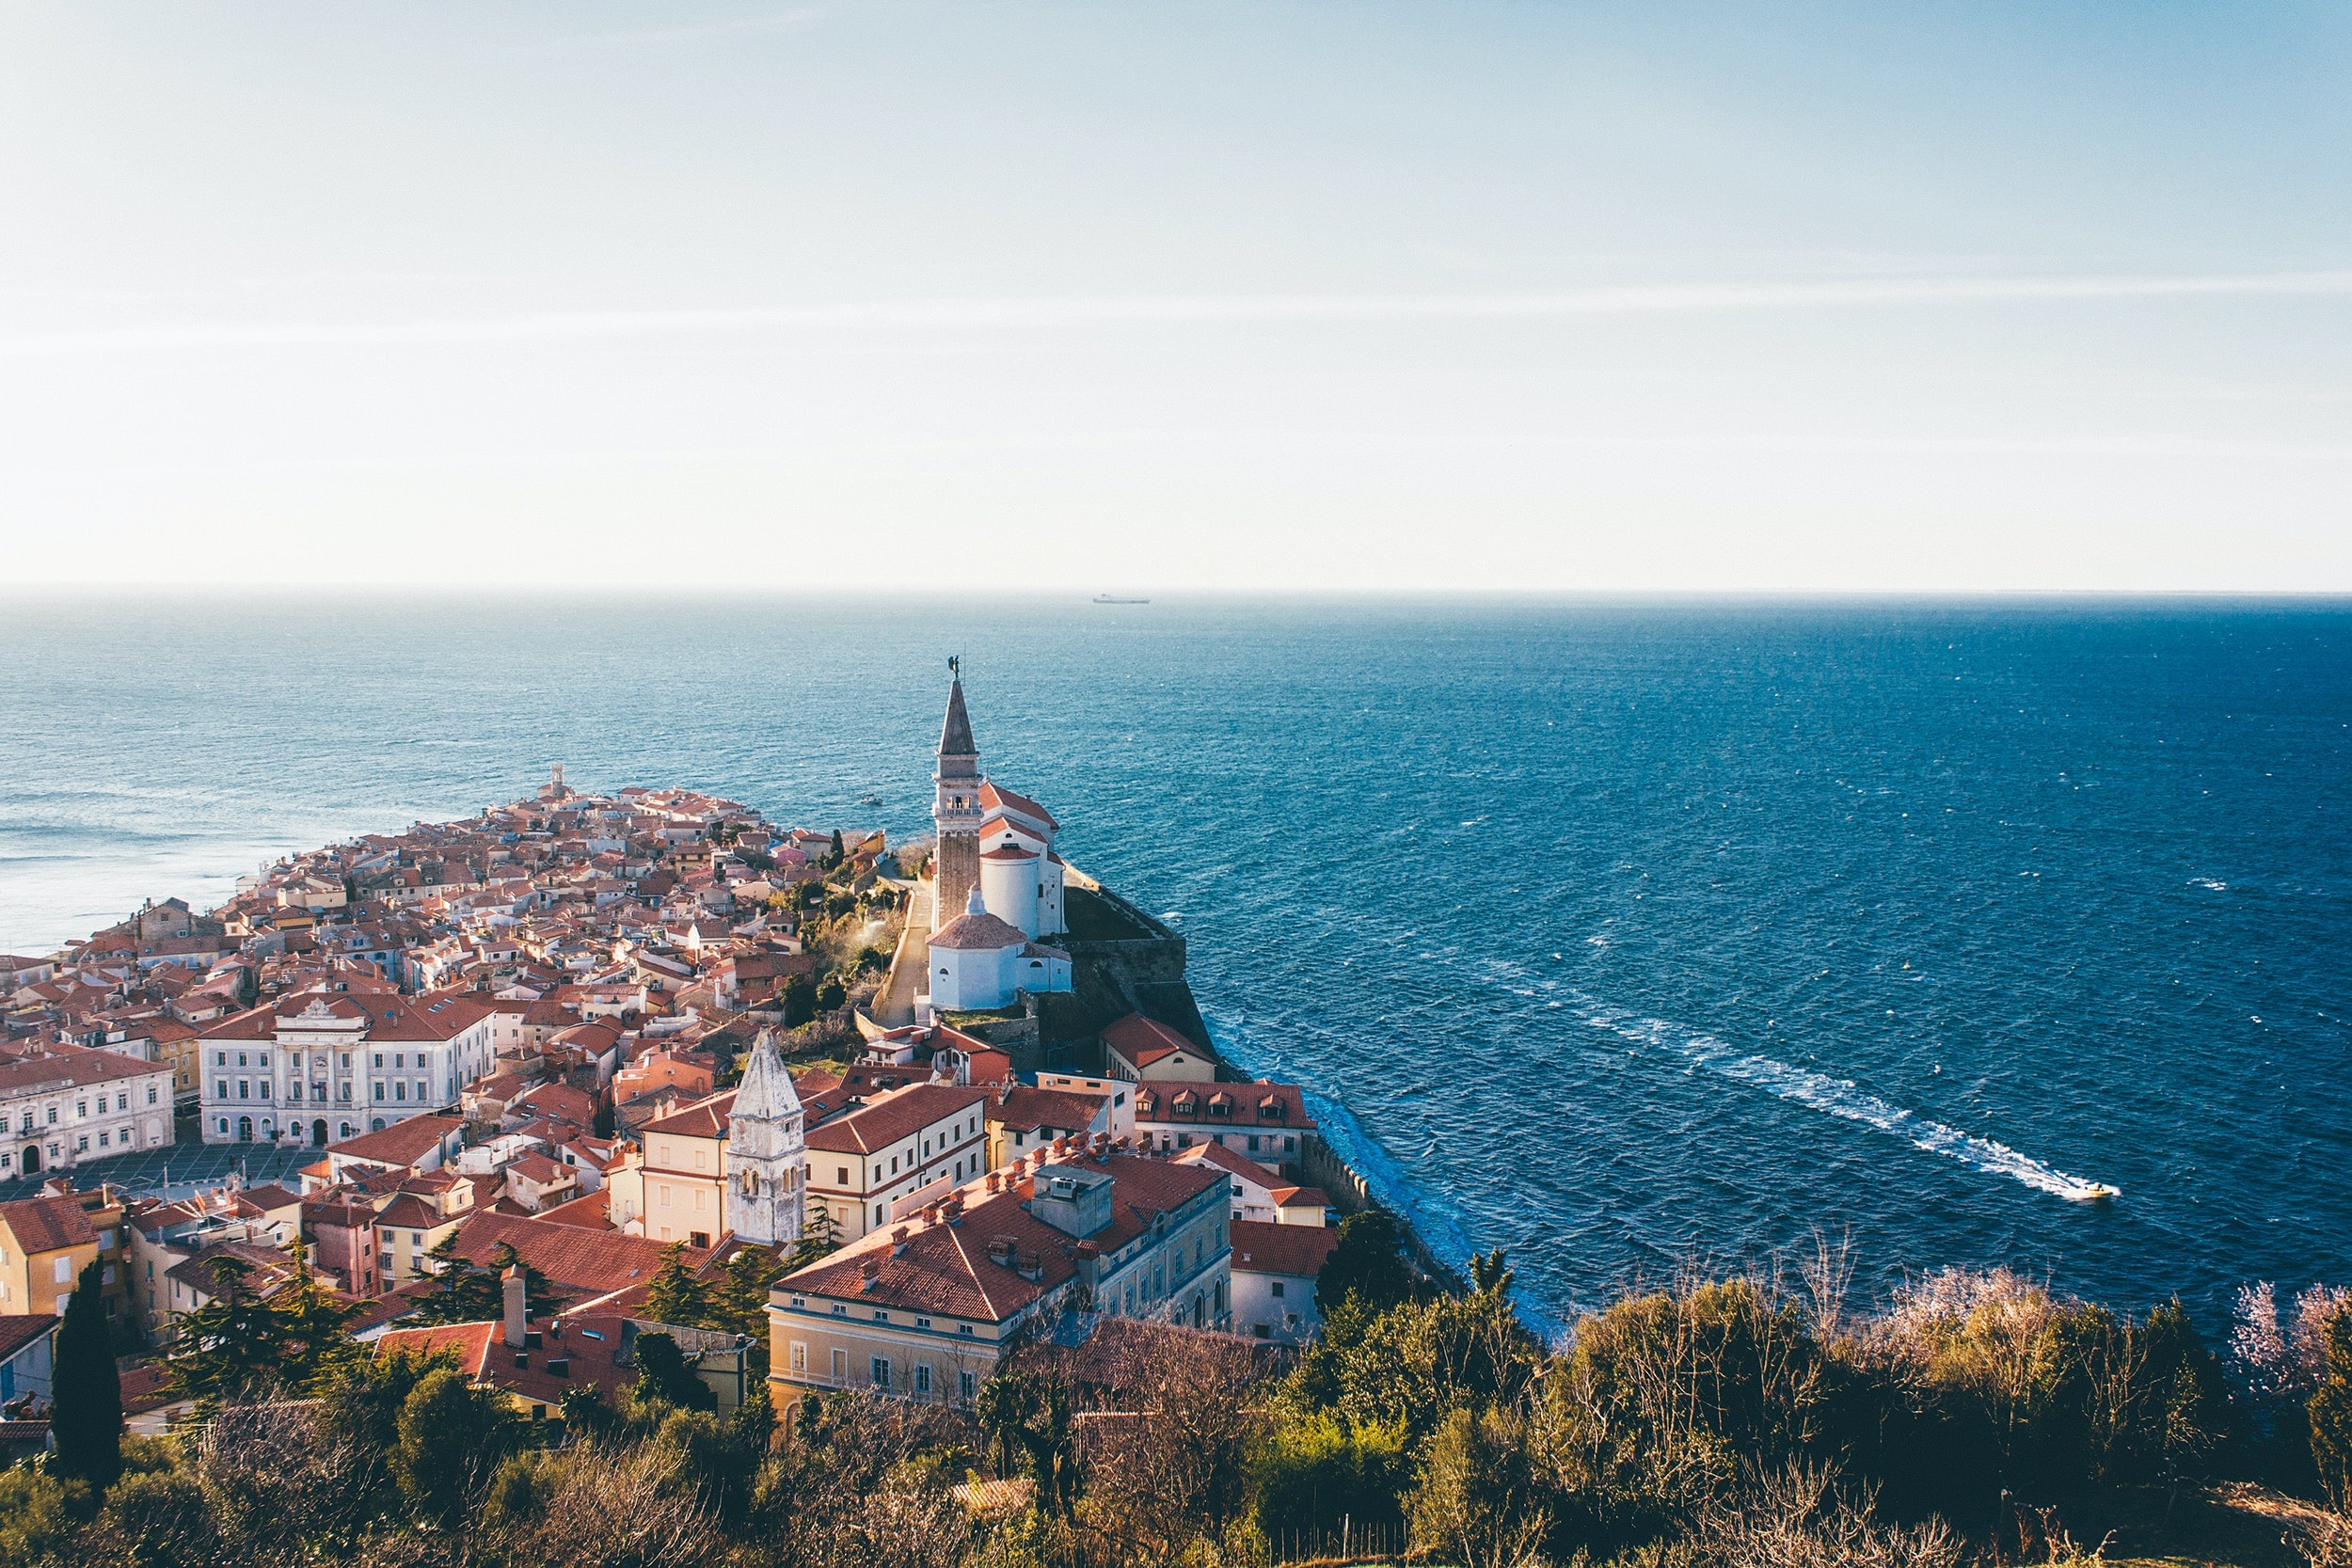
[0,1122,157,1167]
[11,1086,155,1132]
[215,1078,438,1102]
[215,1049,442,1070]
[786,1341,978,1401]
[214,1117,384,1138]
[1156,1131,1299,1154]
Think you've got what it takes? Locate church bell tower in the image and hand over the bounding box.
[931,657,983,934]
[723,1030,805,1247]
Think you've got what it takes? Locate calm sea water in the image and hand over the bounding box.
[3,596,2347,1332]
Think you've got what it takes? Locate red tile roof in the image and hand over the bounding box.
[978,781,1058,831]
[327,1115,464,1169]
[0,1314,57,1363]
[0,1044,167,1098]
[375,1313,639,1407]
[447,1212,707,1304]
[781,1154,1222,1323]
[928,910,1030,953]
[1101,1013,1197,1069]
[511,1082,598,1128]
[373,1193,454,1231]
[804,1084,987,1155]
[507,1153,570,1184]
[1229,1219,1339,1279]
[1136,1080,1312,1133]
[988,1085,1112,1136]
[0,1195,97,1255]
[640,1088,739,1140]
[532,1190,613,1230]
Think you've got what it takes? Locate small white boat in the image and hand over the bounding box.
[2073,1183,2120,1202]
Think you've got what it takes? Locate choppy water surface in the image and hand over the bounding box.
[3,596,2347,1328]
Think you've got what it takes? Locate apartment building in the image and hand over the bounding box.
[0,1047,174,1180]
[769,1148,1231,1406]
[803,1083,989,1243]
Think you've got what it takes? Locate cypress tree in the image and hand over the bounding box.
[51,1259,121,1493]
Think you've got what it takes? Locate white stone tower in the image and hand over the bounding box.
[723,1029,806,1247]
[931,658,984,935]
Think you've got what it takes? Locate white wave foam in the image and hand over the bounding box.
[1578,1001,2115,1201]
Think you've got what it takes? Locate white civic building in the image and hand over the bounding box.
[196,989,496,1148]
[919,669,1074,1016]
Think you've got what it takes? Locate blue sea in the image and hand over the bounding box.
[4,595,2347,1333]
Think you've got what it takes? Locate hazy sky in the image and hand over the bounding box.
[5,2,2349,591]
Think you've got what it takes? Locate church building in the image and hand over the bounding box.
[922,665,1074,1016]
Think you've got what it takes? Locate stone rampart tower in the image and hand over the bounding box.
[931,660,983,934]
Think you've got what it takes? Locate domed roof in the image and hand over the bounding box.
[929,910,1030,952]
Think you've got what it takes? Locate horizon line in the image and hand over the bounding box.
[11,585,2352,601]
[8,267,2352,356]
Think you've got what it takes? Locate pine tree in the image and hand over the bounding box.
[272,1235,365,1394]
[50,1259,120,1493]
[713,1246,784,1338]
[411,1235,557,1325]
[643,1241,712,1325]
[165,1254,291,1404]
[787,1199,840,1269]
[1315,1207,1419,1317]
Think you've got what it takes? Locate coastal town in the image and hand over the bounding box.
[14,666,2318,1568]
[0,670,1359,1442]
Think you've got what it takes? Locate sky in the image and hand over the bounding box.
[2,2,2349,592]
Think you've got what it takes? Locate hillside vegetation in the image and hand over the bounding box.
[13,1219,2352,1568]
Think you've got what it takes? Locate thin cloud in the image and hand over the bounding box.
[8,269,2352,356]
[549,9,820,48]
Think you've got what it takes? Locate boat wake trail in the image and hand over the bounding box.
[1577,1000,2117,1202]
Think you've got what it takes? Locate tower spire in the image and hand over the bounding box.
[931,658,984,933]
[939,657,977,759]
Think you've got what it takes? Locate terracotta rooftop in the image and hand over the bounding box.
[804,1083,987,1155]
[781,1153,1221,1324]
[1136,1081,1312,1132]
[327,1115,464,1169]
[1101,1013,1197,1069]
[0,1314,57,1363]
[1230,1218,1340,1279]
[978,780,1058,831]
[988,1085,1111,1135]
[640,1088,739,1140]
[0,1195,97,1255]
[446,1212,707,1306]
[0,1044,166,1097]
[928,911,1030,953]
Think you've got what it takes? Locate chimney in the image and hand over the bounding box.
[985,1171,1001,1195]
[859,1257,882,1291]
[891,1225,913,1256]
[502,1265,527,1348]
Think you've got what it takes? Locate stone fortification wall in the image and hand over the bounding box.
[1048,879,1217,1070]
[1299,1135,1467,1296]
